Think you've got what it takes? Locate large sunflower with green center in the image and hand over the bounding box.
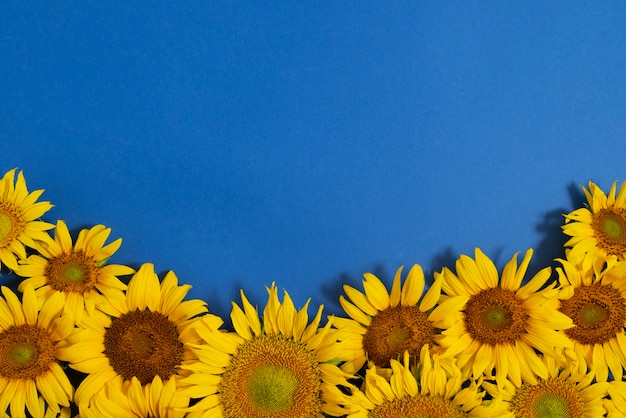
[0,284,74,417]
[0,168,54,271]
[563,180,626,271]
[16,220,135,325]
[56,263,209,415]
[482,355,611,417]
[431,248,574,389]
[334,264,444,374]
[556,256,626,382]
[178,283,353,418]
[343,346,510,417]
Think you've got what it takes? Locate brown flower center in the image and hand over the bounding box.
[220,335,321,418]
[104,310,183,385]
[511,379,584,418]
[0,325,56,380]
[362,306,434,367]
[45,251,100,293]
[592,208,626,256]
[369,395,466,418]
[464,287,529,345]
[560,282,626,345]
[0,204,23,249]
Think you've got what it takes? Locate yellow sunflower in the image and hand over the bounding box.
[605,381,626,417]
[17,220,135,324]
[0,284,74,417]
[482,355,610,417]
[76,375,188,418]
[178,283,354,418]
[56,263,209,414]
[556,256,626,382]
[334,264,444,374]
[343,346,510,417]
[563,180,626,270]
[431,248,574,389]
[0,168,54,271]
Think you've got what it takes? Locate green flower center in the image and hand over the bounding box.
[561,283,626,345]
[363,306,434,368]
[10,343,37,367]
[46,251,100,293]
[387,327,411,351]
[483,305,512,331]
[511,379,583,418]
[578,302,609,328]
[533,393,570,418]
[248,364,299,413]
[0,325,56,380]
[603,216,624,239]
[464,288,528,345]
[220,334,322,418]
[592,208,626,255]
[63,262,87,282]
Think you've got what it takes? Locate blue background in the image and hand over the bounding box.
[2,2,626,321]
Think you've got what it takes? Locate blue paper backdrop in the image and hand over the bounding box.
[2,2,626,320]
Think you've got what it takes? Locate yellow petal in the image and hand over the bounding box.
[401,264,425,306]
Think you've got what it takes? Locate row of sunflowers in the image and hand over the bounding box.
[1,167,626,417]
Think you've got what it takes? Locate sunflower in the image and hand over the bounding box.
[178,283,354,418]
[482,355,610,417]
[0,284,74,417]
[76,375,189,418]
[556,256,626,382]
[343,346,510,417]
[431,248,574,389]
[0,168,54,271]
[334,264,444,374]
[563,180,626,270]
[605,381,626,417]
[56,263,209,414]
[17,220,135,324]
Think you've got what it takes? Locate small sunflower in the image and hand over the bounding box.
[178,283,353,418]
[431,248,574,389]
[76,375,189,418]
[17,220,135,324]
[483,355,610,417]
[343,346,510,417]
[563,180,626,270]
[0,168,54,271]
[0,284,74,417]
[56,263,209,414]
[334,264,444,374]
[556,256,626,382]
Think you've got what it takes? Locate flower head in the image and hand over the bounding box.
[56,263,209,414]
[557,256,626,382]
[563,180,626,270]
[334,264,443,373]
[0,169,54,271]
[179,283,353,417]
[17,220,135,324]
[343,346,509,417]
[483,355,610,417]
[431,248,574,389]
[0,284,74,417]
